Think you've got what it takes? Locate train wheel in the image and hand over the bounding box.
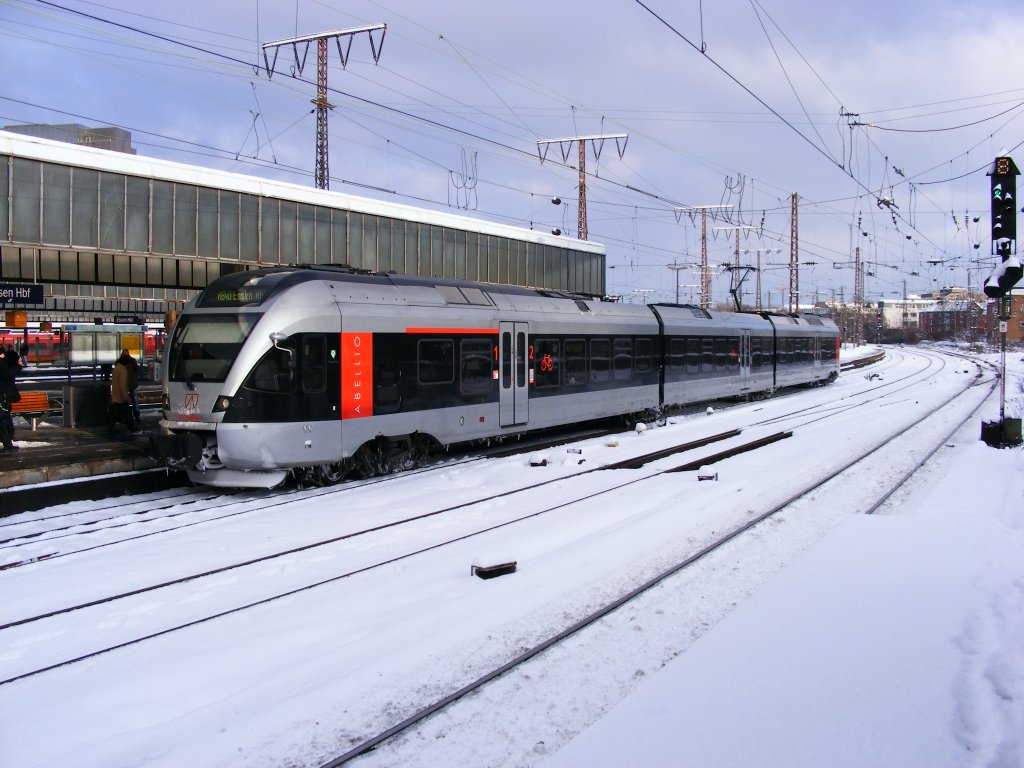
[407,433,436,469]
[315,462,347,486]
[351,442,383,479]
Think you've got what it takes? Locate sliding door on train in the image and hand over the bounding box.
[498,321,528,427]
[739,330,752,392]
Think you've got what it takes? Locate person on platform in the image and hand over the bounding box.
[0,346,23,443]
[109,349,137,434]
[123,350,141,430]
[0,389,17,452]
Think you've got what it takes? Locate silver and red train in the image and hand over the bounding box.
[153,265,840,488]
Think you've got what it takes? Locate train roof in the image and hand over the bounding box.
[195,264,612,311]
[192,265,839,332]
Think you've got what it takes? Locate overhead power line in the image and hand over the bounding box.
[23,0,685,210]
[854,99,1024,134]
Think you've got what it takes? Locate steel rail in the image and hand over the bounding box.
[318,359,995,767]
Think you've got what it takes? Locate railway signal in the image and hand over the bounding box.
[990,156,1017,242]
[983,254,1023,299]
[982,155,1022,444]
[984,156,1021,299]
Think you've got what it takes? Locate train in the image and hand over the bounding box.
[0,329,63,364]
[0,327,161,365]
[151,264,840,489]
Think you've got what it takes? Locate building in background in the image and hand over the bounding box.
[2,123,135,154]
[1,129,604,324]
[919,298,985,343]
[983,291,1024,346]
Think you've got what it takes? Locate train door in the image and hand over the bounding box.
[739,330,752,391]
[498,321,528,427]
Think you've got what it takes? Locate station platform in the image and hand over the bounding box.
[0,409,170,501]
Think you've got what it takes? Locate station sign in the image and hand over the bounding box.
[64,323,145,332]
[0,282,44,305]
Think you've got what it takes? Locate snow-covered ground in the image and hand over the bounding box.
[1,344,1021,768]
[545,431,1024,768]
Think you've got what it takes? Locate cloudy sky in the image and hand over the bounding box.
[1,0,1021,306]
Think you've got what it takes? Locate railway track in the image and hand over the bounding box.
[8,346,996,768]
[0,424,788,684]
[317,352,996,767]
[0,425,619,562]
[0,350,986,695]
[1,360,864,559]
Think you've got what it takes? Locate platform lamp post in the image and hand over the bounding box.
[667,260,698,304]
[676,283,700,304]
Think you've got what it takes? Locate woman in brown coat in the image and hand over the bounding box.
[109,350,134,434]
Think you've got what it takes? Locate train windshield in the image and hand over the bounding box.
[168,314,259,384]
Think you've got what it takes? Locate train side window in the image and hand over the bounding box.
[635,337,653,373]
[501,331,512,389]
[246,346,295,393]
[668,337,686,371]
[821,339,836,361]
[302,335,326,393]
[751,337,762,368]
[589,338,610,384]
[686,338,700,375]
[534,338,560,388]
[564,338,586,386]
[714,338,729,372]
[460,339,493,396]
[779,338,792,365]
[613,338,633,381]
[516,331,527,388]
[418,338,454,384]
[701,338,714,375]
[727,337,739,369]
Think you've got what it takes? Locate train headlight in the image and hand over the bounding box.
[212,395,233,413]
